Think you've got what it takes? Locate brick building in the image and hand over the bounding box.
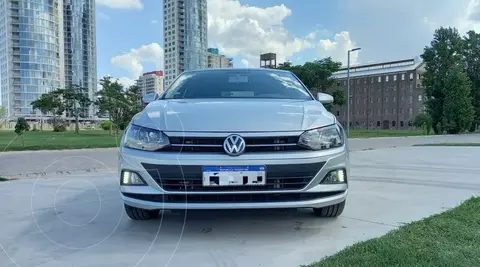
[331,57,426,130]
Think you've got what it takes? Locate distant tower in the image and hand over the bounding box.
[163,0,208,87]
[260,53,277,69]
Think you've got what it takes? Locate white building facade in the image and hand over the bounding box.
[136,71,164,96]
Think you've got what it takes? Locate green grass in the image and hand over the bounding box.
[349,129,425,138]
[0,129,426,152]
[304,197,480,267]
[0,130,122,152]
[413,143,480,147]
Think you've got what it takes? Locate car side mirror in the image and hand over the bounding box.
[317,92,334,104]
[142,92,158,105]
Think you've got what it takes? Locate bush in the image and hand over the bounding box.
[14,117,30,135]
[101,120,116,131]
[53,119,69,132]
[414,113,433,135]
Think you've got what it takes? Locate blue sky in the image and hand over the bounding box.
[95,0,480,86]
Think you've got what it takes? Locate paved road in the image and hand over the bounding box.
[0,146,479,266]
[1,134,479,178]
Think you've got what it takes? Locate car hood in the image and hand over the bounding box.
[132,99,336,132]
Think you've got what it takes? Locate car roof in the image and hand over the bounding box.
[183,68,293,75]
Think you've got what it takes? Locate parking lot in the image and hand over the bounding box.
[0,136,479,267]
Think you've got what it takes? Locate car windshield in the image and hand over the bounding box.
[162,70,313,100]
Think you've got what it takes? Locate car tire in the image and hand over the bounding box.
[313,200,346,217]
[124,204,160,220]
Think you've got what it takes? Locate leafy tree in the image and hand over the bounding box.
[60,85,92,134]
[14,117,30,146]
[279,57,344,106]
[413,112,433,135]
[31,93,56,131]
[421,27,468,134]
[441,64,475,133]
[95,77,142,135]
[463,30,480,132]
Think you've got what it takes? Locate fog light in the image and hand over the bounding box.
[321,169,346,184]
[121,170,146,185]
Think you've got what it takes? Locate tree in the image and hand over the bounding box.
[96,77,142,135]
[413,112,433,135]
[441,64,475,133]
[31,93,55,131]
[60,85,92,134]
[421,27,468,134]
[279,57,345,106]
[30,90,64,130]
[14,117,30,146]
[463,30,480,132]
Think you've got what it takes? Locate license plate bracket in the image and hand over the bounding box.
[202,165,266,187]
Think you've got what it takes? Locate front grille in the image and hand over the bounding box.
[122,191,344,203]
[142,162,325,192]
[164,136,307,153]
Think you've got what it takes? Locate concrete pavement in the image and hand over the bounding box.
[1,134,479,179]
[0,146,479,266]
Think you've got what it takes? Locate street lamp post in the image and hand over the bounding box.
[346,47,361,137]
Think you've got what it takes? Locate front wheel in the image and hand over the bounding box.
[313,200,346,217]
[124,204,160,220]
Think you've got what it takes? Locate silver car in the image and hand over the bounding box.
[119,68,349,220]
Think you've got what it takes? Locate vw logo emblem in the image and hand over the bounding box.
[223,134,246,156]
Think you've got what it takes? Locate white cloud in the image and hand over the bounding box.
[240,59,250,67]
[306,31,317,40]
[316,31,359,65]
[110,43,164,79]
[151,20,158,24]
[207,0,313,66]
[117,77,136,87]
[96,0,143,9]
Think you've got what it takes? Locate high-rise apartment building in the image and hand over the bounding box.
[331,57,426,130]
[135,71,164,96]
[207,48,233,68]
[63,0,97,118]
[0,0,97,120]
[163,0,208,87]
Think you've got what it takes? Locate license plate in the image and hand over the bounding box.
[202,165,266,187]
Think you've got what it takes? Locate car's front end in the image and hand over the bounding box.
[118,68,349,220]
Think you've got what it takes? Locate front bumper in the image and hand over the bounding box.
[118,145,349,210]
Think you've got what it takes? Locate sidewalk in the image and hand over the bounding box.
[1,134,478,179]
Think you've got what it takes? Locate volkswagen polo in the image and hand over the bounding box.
[119,68,349,220]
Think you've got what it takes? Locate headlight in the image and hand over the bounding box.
[124,124,170,151]
[298,124,344,150]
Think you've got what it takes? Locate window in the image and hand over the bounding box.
[336,111,340,116]
[401,74,405,80]
[378,76,381,82]
[385,75,389,82]
[394,75,397,81]
[393,96,396,102]
[409,96,413,103]
[400,121,404,127]
[408,108,413,115]
[392,108,396,114]
[384,108,388,114]
[385,96,388,102]
[392,121,396,127]
[418,94,423,101]
[377,97,380,103]
[400,108,404,114]
[357,79,360,84]
[377,121,381,127]
[409,73,414,81]
[162,70,312,100]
